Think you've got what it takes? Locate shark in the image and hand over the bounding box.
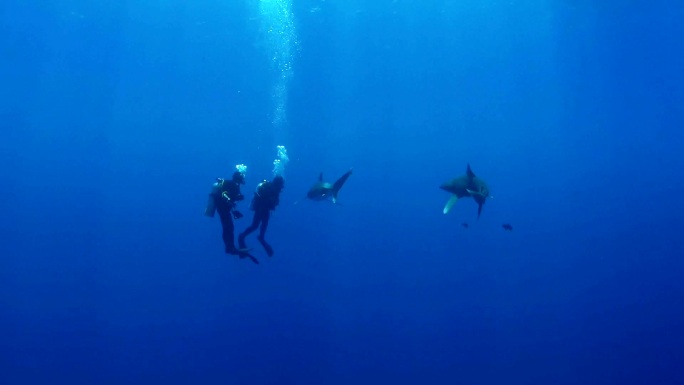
[439,164,490,218]
[307,168,353,204]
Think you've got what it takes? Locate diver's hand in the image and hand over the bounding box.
[232,210,243,219]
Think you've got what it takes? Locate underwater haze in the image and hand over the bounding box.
[2,1,683,384]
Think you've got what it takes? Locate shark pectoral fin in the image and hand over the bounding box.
[332,170,353,194]
[443,195,458,214]
[329,170,353,204]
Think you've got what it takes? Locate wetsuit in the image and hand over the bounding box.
[213,179,244,254]
[238,180,282,256]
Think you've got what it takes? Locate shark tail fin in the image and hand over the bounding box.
[443,195,458,214]
[477,202,483,218]
[331,168,353,203]
[318,172,323,182]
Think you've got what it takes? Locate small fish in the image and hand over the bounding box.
[502,223,513,231]
[461,222,469,228]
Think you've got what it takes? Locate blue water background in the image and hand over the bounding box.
[1,1,683,384]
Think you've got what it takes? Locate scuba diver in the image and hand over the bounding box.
[205,165,259,264]
[238,175,284,257]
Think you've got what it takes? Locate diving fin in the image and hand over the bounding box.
[443,195,458,214]
[238,254,260,264]
[226,247,253,256]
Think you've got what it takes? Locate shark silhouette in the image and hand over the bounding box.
[439,164,490,218]
[307,169,353,204]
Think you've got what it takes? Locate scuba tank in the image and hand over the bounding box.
[255,180,268,197]
[204,178,224,217]
[249,180,268,210]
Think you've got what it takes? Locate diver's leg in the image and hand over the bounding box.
[238,213,260,249]
[217,207,236,254]
[257,211,269,239]
[257,211,273,257]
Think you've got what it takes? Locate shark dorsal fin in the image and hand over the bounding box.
[466,164,476,178]
[318,173,323,182]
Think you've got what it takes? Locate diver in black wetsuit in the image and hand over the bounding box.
[212,171,259,264]
[238,175,284,257]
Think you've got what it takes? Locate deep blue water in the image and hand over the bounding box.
[2,1,683,384]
